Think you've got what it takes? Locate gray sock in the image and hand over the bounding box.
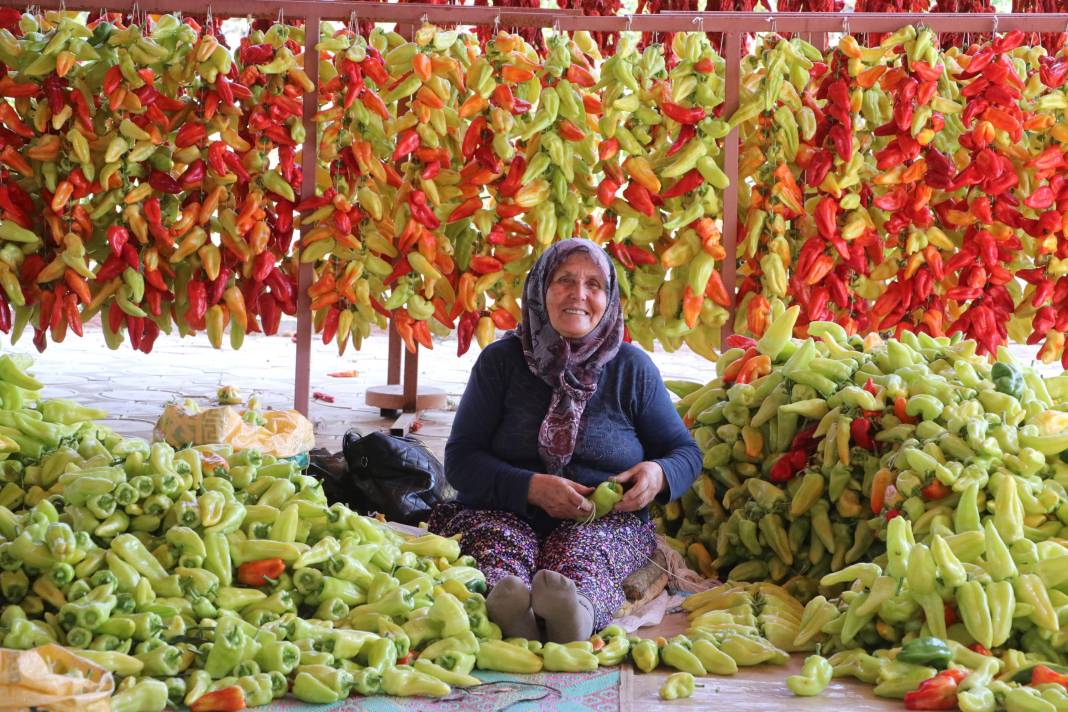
[531,569,595,643]
[486,575,540,641]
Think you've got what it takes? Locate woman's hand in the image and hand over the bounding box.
[528,474,595,520]
[611,462,666,512]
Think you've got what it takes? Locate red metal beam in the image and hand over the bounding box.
[294,10,320,417]
[720,30,741,346]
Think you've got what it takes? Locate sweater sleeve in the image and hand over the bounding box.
[444,343,535,516]
[631,354,703,504]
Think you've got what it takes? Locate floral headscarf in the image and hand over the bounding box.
[512,238,624,474]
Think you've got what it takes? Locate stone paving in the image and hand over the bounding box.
[13,321,1048,461]
[14,319,719,460]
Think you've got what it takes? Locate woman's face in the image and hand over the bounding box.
[545,252,608,339]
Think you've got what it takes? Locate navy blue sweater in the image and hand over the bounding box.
[445,336,703,535]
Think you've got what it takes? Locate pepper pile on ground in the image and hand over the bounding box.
[305,23,732,358]
[661,303,1068,593]
[0,349,809,708]
[0,10,304,354]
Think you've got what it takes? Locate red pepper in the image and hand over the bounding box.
[258,293,281,336]
[462,117,485,161]
[252,251,274,283]
[175,122,206,149]
[921,479,951,500]
[661,101,706,124]
[148,171,182,195]
[622,181,656,217]
[63,293,82,337]
[769,449,807,483]
[660,170,704,199]
[188,684,246,712]
[498,155,525,198]
[208,268,232,306]
[186,280,208,327]
[850,418,876,451]
[597,176,620,207]
[903,668,967,710]
[447,197,481,224]
[627,246,658,266]
[393,129,421,161]
[106,301,124,335]
[666,125,696,157]
[138,319,159,354]
[724,334,756,350]
[609,242,634,270]
[407,191,440,230]
[237,558,286,587]
[222,151,250,183]
[598,138,620,162]
[1030,665,1068,687]
[967,643,991,657]
[179,160,206,190]
[126,315,145,351]
[469,255,503,275]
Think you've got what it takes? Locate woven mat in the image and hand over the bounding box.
[265,668,621,712]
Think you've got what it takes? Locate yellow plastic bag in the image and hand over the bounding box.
[0,644,113,712]
[153,403,314,458]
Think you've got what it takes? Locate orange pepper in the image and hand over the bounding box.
[870,468,893,514]
[413,53,432,82]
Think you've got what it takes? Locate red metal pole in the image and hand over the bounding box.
[294,12,319,417]
[720,29,741,346]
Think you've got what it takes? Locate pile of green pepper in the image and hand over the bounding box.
[659,300,1068,708]
[663,299,1068,597]
[0,349,757,708]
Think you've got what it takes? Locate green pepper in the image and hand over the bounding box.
[110,678,169,712]
[429,590,470,637]
[897,636,952,669]
[992,362,1025,399]
[476,639,543,674]
[381,665,451,697]
[542,641,599,672]
[414,657,482,688]
[659,671,696,700]
[400,533,461,560]
[205,616,246,679]
[786,654,833,696]
[292,666,350,704]
[692,638,737,675]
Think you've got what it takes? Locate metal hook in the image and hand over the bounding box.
[420,12,428,26]
[552,16,560,36]
[277,6,284,26]
[493,10,500,35]
[626,14,634,33]
[204,3,212,30]
[692,14,704,34]
[767,15,777,36]
[842,14,850,37]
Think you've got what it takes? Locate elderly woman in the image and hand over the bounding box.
[429,238,702,643]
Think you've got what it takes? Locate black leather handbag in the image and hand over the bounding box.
[309,429,446,525]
